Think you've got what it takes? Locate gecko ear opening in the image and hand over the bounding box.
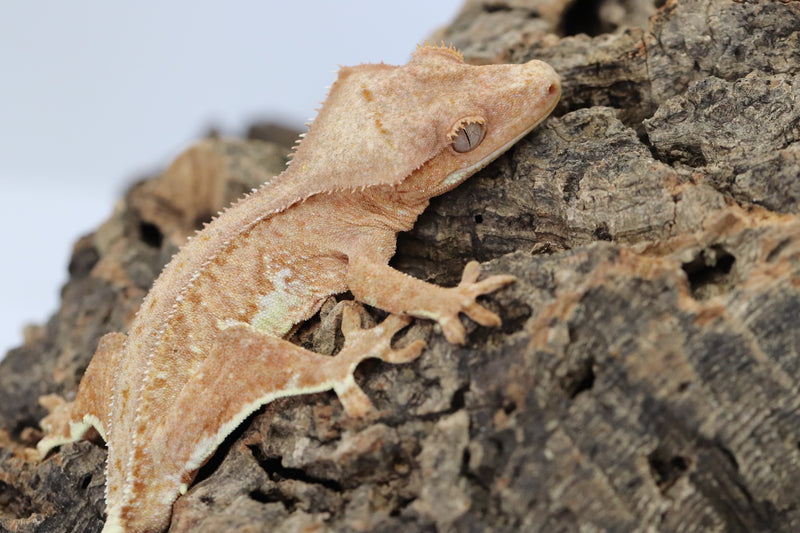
[450,118,487,153]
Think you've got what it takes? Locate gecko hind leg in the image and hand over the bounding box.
[155,304,425,464]
[331,303,426,416]
[111,305,425,533]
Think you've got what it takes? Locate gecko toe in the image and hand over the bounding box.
[460,261,482,285]
[335,382,375,418]
[340,304,364,336]
[383,339,426,364]
[441,317,467,345]
[465,304,502,327]
[473,275,516,295]
[379,313,413,336]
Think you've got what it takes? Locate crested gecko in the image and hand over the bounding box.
[37,44,561,533]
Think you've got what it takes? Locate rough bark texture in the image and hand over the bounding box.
[2,1,800,531]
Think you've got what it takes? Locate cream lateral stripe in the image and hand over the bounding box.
[185,378,345,474]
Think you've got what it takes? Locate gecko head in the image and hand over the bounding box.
[395,45,561,197]
[288,44,560,200]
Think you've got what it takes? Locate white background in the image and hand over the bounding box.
[0,1,463,359]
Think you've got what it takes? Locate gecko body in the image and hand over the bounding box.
[38,45,560,532]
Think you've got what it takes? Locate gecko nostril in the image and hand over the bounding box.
[548,83,557,95]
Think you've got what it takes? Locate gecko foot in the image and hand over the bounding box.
[37,395,74,458]
[437,261,516,345]
[331,304,426,417]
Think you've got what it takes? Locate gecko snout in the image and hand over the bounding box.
[520,59,561,103]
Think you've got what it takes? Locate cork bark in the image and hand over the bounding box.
[2,1,800,531]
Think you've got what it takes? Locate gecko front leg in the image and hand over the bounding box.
[347,257,515,344]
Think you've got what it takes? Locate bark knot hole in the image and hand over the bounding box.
[139,221,163,248]
[681,245,736,300]
[648,447,690,492]
[561,357,595,398]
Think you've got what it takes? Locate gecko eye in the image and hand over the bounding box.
[450,119,486,153]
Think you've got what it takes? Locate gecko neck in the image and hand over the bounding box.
[350,184,432,233]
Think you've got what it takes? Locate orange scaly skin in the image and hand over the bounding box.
[37,45,561,532]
